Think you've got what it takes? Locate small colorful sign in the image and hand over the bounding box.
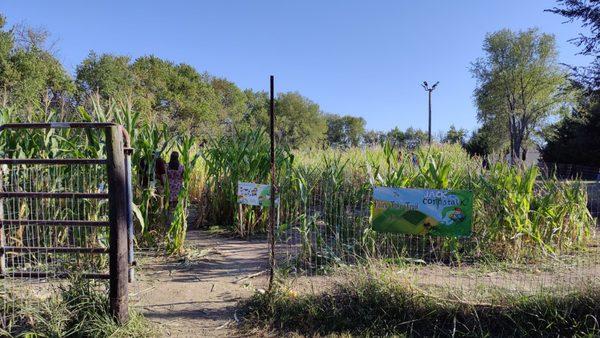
[237,182,278,207]
[371,187,472,237]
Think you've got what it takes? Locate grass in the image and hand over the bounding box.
[1,278,158,337]
[240,268,600,337]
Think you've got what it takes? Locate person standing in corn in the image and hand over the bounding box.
[167,151,184,226]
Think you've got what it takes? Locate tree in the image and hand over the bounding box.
[76,52,133,99]
[443,125,467,145]
[471,28,569,162]
[386,127,428,148]
[210,76,248,126]
[0,15,74,116]
[326,114,366,147]
[275,92,327,148]
[464,125,498,156]
[542,86,600,166]
[363,130,385,147]
[547,0,600,88]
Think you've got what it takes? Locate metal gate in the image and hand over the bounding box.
[0,123,133,322]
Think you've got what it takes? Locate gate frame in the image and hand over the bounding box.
[0,122,131,323]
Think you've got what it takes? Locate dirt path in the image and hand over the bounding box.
[131,230,269,337]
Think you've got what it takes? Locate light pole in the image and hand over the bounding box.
[422,81,439,144]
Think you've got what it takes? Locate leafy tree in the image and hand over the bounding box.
[363,130,385,146]
[542,87,600,166]
[464,125,497,156]
[547,0,600,88]
[275,92,327,148]
[0,15,74,116]
[146,61,219,132]
[326,114,366,147]
[471,28,569,162]
[386,127,428,148]
[443,125,467,144]
[210,76,248,126]
[243,89,269,128]
[76,52,133,100]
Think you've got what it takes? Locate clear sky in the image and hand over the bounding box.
[0,1,592,134]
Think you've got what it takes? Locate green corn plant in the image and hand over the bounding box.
[167,135,202,254]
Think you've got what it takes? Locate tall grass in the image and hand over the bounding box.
[1,278,157,337]
[240,269,600,336]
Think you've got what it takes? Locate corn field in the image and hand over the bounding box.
[1,99,598,295]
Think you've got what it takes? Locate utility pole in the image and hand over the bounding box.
[422,81,439,144]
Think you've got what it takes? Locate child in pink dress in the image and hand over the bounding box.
[167,151,184,205]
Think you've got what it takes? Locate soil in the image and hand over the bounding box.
[131,229,600,337]
[132,230,271,337]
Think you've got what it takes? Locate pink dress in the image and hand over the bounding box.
[167,165,184,203]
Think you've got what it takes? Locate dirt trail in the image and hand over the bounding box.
[131,230,269,337]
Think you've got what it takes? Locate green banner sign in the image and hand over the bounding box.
[371,187,472,237]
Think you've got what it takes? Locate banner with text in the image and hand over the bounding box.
[371,187,472,237]
[237,182,278,207]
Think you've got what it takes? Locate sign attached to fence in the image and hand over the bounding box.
[371,187,472,237]
[237,182,278,207]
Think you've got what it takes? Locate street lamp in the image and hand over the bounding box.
[422,81,439,144]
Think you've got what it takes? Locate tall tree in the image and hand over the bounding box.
[386,127,428,148]
[326,114,366,147]
[443,125,467,145]
[76,52,133,99]
[547,0,600,88]
[275,92,327,148]
[471,28,569,162]
[0,15,74,116]
[542,84,600,166]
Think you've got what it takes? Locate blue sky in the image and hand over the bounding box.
[0,1,592,134]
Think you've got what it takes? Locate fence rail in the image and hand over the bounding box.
[0,123,132,323]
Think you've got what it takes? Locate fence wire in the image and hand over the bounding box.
[1,128,111,333]
[275,179,600,298]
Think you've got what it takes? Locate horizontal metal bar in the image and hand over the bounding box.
[1,246,109,254]
[0,122,115,132]
[0,271,110,279]
[0,220,109,227]
[0,158,107,165]
[0,192,109,199]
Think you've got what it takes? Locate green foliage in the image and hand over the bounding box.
[241,270,600,336]
[275,92,327,149]
[1,278,157,337]
[76,52,134,99]
[200,128,292,235]
[442,125,467,145]
[386,127,428,148]
[542,88,600,166]
[167,135,201,254]
[0,16,74,115]
[471,28,569,160]
[326,113,366,147]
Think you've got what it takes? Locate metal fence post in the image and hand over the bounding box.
[106,126,129,323]
[0,166,5,276]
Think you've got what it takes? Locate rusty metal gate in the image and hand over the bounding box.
[0,122,133,322]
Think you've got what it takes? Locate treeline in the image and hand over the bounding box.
[0,14,373,149]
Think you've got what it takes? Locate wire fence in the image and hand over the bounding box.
[0,125,120,333]
[539,161,600,181]
[275,179,600,297]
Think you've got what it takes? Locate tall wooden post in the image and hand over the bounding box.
[268,75,276,290]
[106,126,129,323]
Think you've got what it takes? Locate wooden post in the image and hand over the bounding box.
[106,126,129,324]
[268,75,276,290]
